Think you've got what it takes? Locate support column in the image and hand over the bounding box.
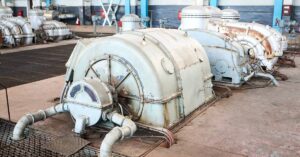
[210,0,218,7]
[272,0,283,31]
[125,0,130,15]
[26,0,31,17]
[46,0,51,9]
[141,0,148,26]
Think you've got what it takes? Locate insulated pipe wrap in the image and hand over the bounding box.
[100,112,137,157]
[12,104,68,141]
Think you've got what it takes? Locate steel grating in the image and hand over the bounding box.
[0,44,75,90]
[43,135,91,156]
[0,119,14,148]
[0,119,98,157]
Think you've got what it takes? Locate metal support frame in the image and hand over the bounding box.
[272,0,283,31]
[99,0,121,26]
[141,0,148,26]
[210,0,218,7]
[125,0,131,15]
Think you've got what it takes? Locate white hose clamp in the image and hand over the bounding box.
[117,127,125,140]
[38,110,47,120]
[26,113,35,123]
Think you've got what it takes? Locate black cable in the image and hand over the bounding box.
[0,82,11,121]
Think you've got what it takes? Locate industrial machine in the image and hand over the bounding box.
[29,9,72,41]
[0,4,72,47]
[179,6,278,87]
[0,5,35,47]
[120,14,143,32]
[12,28,215,157]
[207,8,288,70]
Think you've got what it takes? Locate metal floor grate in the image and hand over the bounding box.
[0,119,99,157]
[0,44,75,90]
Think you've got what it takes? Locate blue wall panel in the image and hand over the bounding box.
[219,6,274,26]
[148,5,185,28]
[10,5,278,27]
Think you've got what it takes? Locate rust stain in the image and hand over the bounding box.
[224,26,274,58]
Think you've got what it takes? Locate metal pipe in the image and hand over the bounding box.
[12,103,68,141]
[100,112,137,157]
[244,72,255,82]
[136,122,175,146]
[6,17,35,45]
[0,20,23,45]
[74,115,88,134]
[0,24,15,46]
[42,20,72,41]
[255,72,279,86]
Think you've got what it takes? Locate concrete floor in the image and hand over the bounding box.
[147,57,300,157]
[0,49,300,156]
[68,25,117,34]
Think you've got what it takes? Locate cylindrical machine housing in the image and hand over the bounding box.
[221,9,240,22]
[179,6,211,30]
[0,5,13,18]
[120,14,142,31]
[65,28,214,128]
[29,9,45,30]
[205,6,222,20]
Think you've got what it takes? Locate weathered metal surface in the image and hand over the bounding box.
[0,119,98,157]
[186,30,252,87]
[277,56,296,68]
[223,26,273,58]
[65,28,214,128]
[206,8,286,70]
[43,135,90,156]
[120,14,143,32]
[179,6,254,87]
[179,6,211,30]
